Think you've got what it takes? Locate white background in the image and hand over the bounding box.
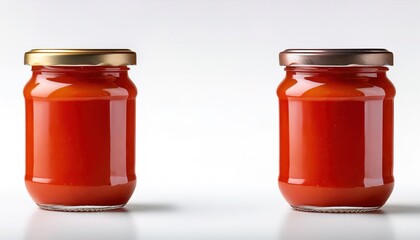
[1,0,420,239]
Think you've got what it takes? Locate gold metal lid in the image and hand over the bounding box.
[279,49,393,66]
[24,49,136,66]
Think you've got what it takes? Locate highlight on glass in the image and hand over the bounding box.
[24,49,137,212]
[277,49,395,213]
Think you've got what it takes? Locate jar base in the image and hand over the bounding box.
[37,203,125,212]
[291,205,380,213]
[279,181,393,211]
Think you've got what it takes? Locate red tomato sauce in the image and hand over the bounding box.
[278,67,395,208]
[24,66,136,207]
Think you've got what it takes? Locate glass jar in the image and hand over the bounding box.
[24,49,137,212]
[277,49,395,213]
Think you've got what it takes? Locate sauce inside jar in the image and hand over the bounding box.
[24,50,137,211]
[277,50,395,213]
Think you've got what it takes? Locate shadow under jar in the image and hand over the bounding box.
[277,49,395,213]
[24,49,137,212]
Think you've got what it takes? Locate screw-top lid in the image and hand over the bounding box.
[24,49,136,66]
[279,49,393,66]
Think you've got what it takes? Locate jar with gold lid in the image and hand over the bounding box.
[24,49,137,212]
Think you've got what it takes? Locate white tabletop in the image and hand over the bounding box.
[2,184,420,240]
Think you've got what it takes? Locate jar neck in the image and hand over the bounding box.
[31,66,130,79]
[285,66,389,78]
[32,65,129,72]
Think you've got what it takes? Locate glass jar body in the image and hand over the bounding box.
[277,66,395,213]
[24,66,137,211]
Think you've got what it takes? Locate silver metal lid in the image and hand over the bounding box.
[279,49,393,66]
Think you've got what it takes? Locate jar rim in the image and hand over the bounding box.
[279,49,393,66]
[24,49,136,66]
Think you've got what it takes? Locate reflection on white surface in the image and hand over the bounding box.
[381,204,420,215]
[25,208,137,240]
[280,210,394,240]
